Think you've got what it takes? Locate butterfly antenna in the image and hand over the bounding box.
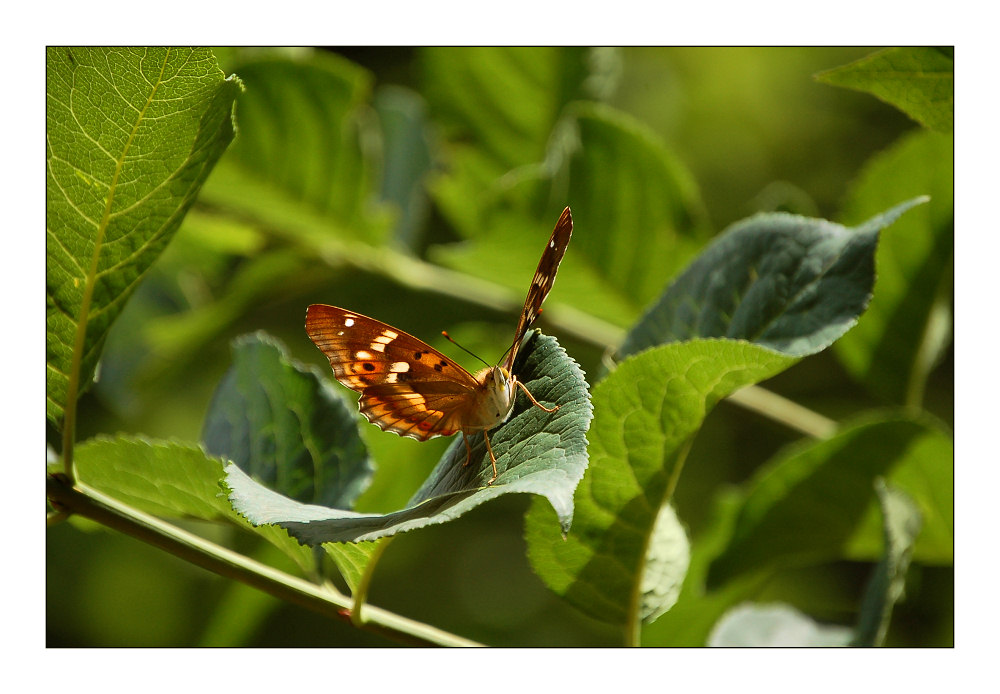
[441,331,491,368]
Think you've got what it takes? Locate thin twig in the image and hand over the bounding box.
[46,475,483,647]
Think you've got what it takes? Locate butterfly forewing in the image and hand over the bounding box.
[503,206,573,372]
[305,304,479,441]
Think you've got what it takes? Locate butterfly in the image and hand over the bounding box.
[305,207,573,485]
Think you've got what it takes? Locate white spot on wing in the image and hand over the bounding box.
[390,361,410,372]
[344,317,355,327]
[355,350,374,360]
[370,342,386,352]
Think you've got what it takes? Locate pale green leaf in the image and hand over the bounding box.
[708,603,853,647]
[640,503,690,624]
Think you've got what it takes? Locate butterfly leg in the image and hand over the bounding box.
[483,430,499,485]
[462,431,473,467]
[515,380,559,413]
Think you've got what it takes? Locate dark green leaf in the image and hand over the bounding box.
[46,47,240,425]
[203,332,374,510]
[707,414,950,587]
[851,480,922,646]
[525,339,798,626]
[226,332,592,544]
[816,47,953,132]
[617,198,927,359]
[835,131,953,405]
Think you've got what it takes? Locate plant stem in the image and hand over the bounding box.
[46,475,482,647]
[727,384,837,439]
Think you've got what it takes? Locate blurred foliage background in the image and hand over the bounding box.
[47,47,952,647]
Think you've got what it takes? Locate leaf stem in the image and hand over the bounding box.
[46,475,483,647]
[727,384,837,439]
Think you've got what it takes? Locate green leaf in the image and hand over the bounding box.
[203,332,374,510]
[617,198,928,360]
[46,47,240,426]
[225,332,592,544]
[708,603,853,647]
[835,131,953,405]
[72,433,319,575]
[74,435,234,521]
[816,47,953,132]
[641,489,769,646]
[525,339,798,627]
[199,49,390,246]
[851,480,922,646]
[707,413,950,588]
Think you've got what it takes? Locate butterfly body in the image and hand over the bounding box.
[306,207,573,484]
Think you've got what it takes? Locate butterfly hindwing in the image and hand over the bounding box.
[305,304,479,441]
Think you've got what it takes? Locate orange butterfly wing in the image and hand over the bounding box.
[305,304,479,441]
[503,206,573,372]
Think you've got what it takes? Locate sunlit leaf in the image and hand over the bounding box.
[525,339,797,626]
[816,47,953,132]
[46,47,240,425]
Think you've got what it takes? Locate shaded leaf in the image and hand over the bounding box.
[617,198,928,359]
[851,480,922,646]
[46,47,240,425]
[525,339,798,626]
[835,131,953,405]
[708,603,853,647]
[226,332,591,544]
[203,332,374,511]
[707,414,950,587]
[816,47,953,132]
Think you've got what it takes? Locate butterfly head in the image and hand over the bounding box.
[468,365,517,431]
